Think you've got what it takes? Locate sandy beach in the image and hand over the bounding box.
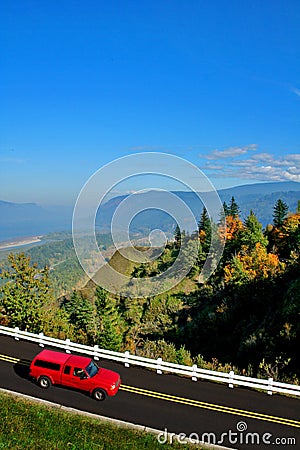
[0,236,43,250]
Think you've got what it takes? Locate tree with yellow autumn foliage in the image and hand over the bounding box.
[224,243,284,285]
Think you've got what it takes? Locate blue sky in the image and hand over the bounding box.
[1,0,300,205]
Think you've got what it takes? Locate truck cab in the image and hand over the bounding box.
[29,349,121,400]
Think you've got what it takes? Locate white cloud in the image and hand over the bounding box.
[204,144,257,160]
[204,163,224,170]
[285,153,300,163]
[200,147,300,183]
[250,152,275,162]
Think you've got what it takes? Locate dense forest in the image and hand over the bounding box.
[0,232,114,296]
[0,198,299,384]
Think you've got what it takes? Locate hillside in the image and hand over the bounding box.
[0,232,113,297]
[96,181,300,232]
[87,246,162,296]
[1,205,300,383]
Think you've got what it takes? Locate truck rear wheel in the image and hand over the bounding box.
[38,376,51,389]
[92,388,106,401]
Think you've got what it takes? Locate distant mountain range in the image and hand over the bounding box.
[1,182,300,241]
[96,181,300,233]
[0,201,73,241]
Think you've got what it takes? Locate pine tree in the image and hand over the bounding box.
[198,207,212,253]
[222,201,230,217]
[64,290,95,338]
[95,286,107,310]
[174,224,181,249]
[97,315,123,351]
[229,196,240,218]
[123,297,145,352]
[198,207,211,234]
[273,199,288,228]
[95,287,123,351]
[0,253,51,332]
[241,210,268,249]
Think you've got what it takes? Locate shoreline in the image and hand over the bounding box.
[0,236,43,250]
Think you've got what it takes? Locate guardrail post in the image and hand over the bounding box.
[192,364,198,381]
[38,332,45,347]
[228,370,234,388]
[65,338,71,354]
[1,325,299,397]
[93,345,100,360]
[156,357,163,374]
[267,377,273,395]
[14,327,20,341]
[124,351,130,367]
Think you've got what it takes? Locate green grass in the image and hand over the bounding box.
[108,246,157,276]
[90,245,199,298]
[0,392,205,450]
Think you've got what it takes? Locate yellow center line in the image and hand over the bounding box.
[0,354,20,364]
[0,353,298,428]
[120,385,300,428]
[0,354,30,366]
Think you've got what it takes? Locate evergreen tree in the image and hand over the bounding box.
[95,287,123,351]
[63,290,95,339]
[273,199,288,228]
[97,315,123,351]
[179,237,199,277]
[95,286,107,310]
[222,201,230,217]
[0,253,51,332]
[198,207,212,253]
[123,296,145,352]
[229,196,240,218]
[240,210,268,249]
[174,224,181,249]
[198,207,211,236]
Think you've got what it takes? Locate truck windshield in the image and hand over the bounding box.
[85,361,99,378]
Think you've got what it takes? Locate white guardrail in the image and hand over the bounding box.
[0,325,299,397]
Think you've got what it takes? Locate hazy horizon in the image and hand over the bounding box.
[2,179,300,208]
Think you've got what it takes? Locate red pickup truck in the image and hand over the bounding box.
[29,349,121,401]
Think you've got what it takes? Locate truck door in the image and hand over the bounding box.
[60,364,73,387]
[61,365,93,392]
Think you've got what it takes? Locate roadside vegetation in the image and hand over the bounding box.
[0,198,300,384]
[0,392,201,449]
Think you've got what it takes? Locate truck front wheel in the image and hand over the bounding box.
[38,376,52,389]
[92,388,106,401]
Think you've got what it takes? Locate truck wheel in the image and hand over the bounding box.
[92,388,106,401]
[38,376,51,389]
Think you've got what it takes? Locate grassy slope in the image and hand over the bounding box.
[88,246,198,297]
[0,392,204,450]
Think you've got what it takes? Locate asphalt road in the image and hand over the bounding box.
[0,334,299,450]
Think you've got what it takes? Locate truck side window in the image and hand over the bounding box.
[73,367,84,377]
[34,360,60,371]
[64,365,71,375]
